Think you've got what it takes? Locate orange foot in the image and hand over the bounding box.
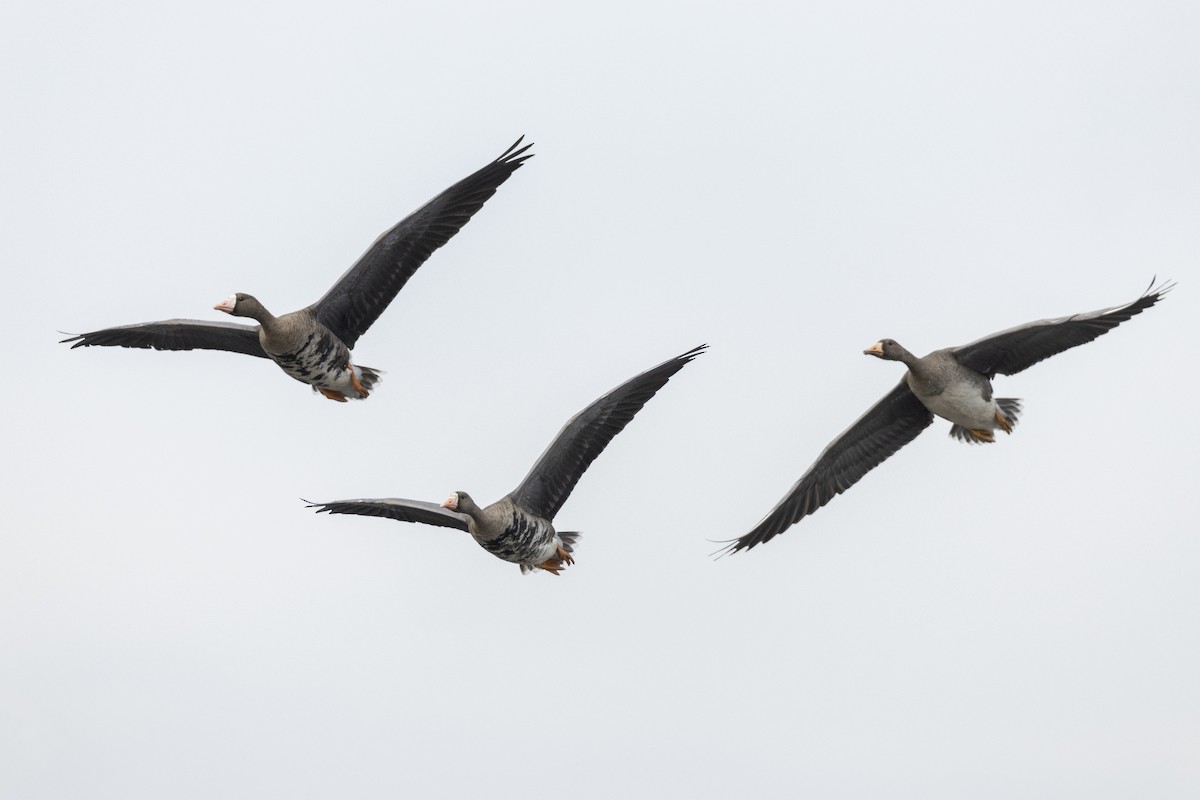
[969,428,995,443]
[995,408,1014,434]
[537,547,575,575]
[348,365,369,399]
[318,387,349,402]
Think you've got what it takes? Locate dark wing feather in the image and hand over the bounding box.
[306,497,470,531]
[509,344,707,522]
[60,319,268,358]
[953,280,1172,378]
[311,137,535,348]
[720,381,934,555]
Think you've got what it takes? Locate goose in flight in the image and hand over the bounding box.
[308,345,706,573]
[62,137,533,401]
[723,281,1171,555]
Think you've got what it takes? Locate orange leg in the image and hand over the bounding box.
[969,428,995,443]
[995,408,1014,434]
[318,388,349,402]
[348,365,369,398]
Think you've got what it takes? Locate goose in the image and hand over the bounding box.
[61,137,533,401]
[722,281,1171,554]
[307,345,706,574]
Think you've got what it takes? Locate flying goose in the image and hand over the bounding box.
[62,137,533,401]
[308,345,706,574]
[722,281,1171,554]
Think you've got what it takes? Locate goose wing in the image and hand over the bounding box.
[307,497,470,531]
[953,280,1172,378]
[311,137,534,348]
[61,319,267,358]
[509,344,707,522]
[721,380,934,555]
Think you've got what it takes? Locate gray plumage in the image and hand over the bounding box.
[308,345,706,574]
[722,280,1172,555]
[61,137,534,399]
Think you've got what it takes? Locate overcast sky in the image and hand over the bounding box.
[3,1,1198,797]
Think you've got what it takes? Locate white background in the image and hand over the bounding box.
[3,2,1198,797]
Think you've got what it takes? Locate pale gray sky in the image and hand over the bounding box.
[3,2,1198,797]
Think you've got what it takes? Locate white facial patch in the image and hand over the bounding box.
[441,493,459,511]
[213,294,238,313]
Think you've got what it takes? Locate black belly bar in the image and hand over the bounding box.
[483,509,553,563]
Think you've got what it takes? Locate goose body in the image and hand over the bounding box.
[907,357,998,432]
[211,295,380,401]
[308,345,706,574]
[446,493,578,574]
[63,137,534,401]
[724,281,1172,555]
[871,341,1020,444]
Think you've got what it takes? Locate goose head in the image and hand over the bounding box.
[213,293,268,320]
[864,339,908,361]
[442,491,482,517]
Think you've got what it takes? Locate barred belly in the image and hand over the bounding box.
[270,330,351,391]
[480,508,558,565]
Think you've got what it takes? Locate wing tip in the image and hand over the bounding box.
[1145,276,1175,301]
[662,343,708,374]
[709,536,752,560]
[499,135,535,166]
[304,499,334,514]
[709,524,784,559]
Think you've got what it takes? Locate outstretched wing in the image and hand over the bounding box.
[719,380,934,555]
[61,319,268,358]
[306,497,470,531]
[311,137,535,348]
[509,344,707,522]
[953,279,1172,378]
